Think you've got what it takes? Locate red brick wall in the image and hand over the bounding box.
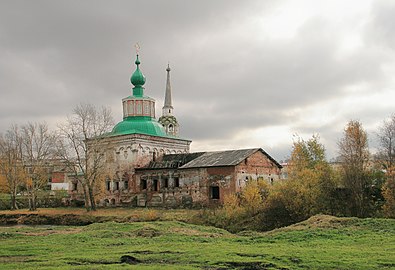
[235,151,280,175]
[51,172,65,183]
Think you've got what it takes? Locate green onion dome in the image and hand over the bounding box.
[130,55,146,87]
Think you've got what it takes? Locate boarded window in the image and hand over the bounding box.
[210,186,220,199]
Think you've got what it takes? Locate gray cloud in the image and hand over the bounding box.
[0,0,394,160]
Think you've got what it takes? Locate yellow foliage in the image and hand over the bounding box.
[256,179,271,199]
[0,173,8,193]
[241,182,263,215]
[140,209,160,221]
[223,193,243,218]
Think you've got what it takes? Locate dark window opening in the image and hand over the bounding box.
[124,180,129,190]
[163,177,169,188]
[153,179,158,191]
[153,152,157,162]
[106,181,110,191]
[72,182,78,191]
[174,177,180,188]
[141,179,147,190]
[210,186,220,199]
[115,182,120,191]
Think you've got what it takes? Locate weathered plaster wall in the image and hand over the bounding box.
[93,133,190,205]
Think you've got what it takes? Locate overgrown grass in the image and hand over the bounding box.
[0,215,394,269]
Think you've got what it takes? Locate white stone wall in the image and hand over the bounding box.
[93,133,191,175]
[51,183,69,190]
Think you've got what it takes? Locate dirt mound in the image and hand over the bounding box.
[267,215,357,233]
[0,213,109,226]
[295,215,356,229]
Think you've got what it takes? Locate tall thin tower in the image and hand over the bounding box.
[159,64,179,136]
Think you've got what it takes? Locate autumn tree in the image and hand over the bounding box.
[382,169,395,217]
[338,120,370,217]
[21,122,56,211]
[57,104,114,211]
[283,135,336,219]
[0,126,28,210]
[241,181,264,215]
[377,114,395,171]
[0,173,7,193]
[377,114,395,217]
[289,134,326,174]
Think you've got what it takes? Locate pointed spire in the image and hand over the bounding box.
[159,62,180,137]
[162,63,173,116]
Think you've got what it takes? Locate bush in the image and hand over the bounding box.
[0,192,68,210]
[383,174,395,218]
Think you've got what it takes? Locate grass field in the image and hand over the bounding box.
[0,214,394,269]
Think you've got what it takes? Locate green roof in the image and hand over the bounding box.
[110,116,168,137]
[122,95,155,101]
[131,55,146,97]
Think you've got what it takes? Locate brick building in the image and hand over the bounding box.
[87,53,282,207]
[133,148,282,207]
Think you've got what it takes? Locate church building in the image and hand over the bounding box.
[81,53,282,207]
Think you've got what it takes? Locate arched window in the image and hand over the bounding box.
[169,124,173,132]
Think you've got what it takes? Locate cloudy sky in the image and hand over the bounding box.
[1,0,395,161]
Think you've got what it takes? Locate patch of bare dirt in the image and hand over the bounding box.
[0,213,109,226]
[0,255,34,263]
[170,227,228,238]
